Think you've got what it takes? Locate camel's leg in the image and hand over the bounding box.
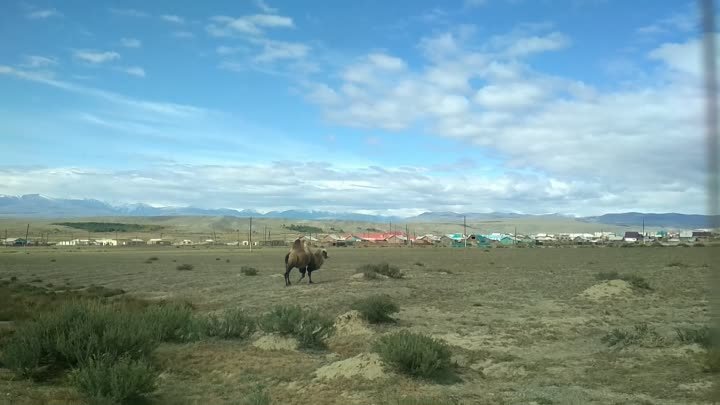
[284,267,292,286]
[308,270,314,284]
[298,271,305,282]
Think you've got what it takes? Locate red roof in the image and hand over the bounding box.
[358,231,405,241]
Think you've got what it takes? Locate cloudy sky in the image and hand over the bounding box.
[0,0,712,216]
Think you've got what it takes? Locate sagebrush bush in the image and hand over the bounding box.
[706,348,720,373]
[352,295,399,323]
[667,261,688,267]
[595,272,651,290]
[176,264,194,271]
[356,263,403,279]
[259,305,334,349]
[241,385,271,405]
[259,305,304,336]
[0,322,46,378]
[374,330,452,378]
[70,355,157,404]
[623,275,652,291]
[241,266,259,276]
[602,323,666,348]
[414,262,425,267]
[2,301,158,378]
[675,326,714,348]
[293,311,335,349]
[203,308,256,340]
[595,271,620,280]
[143,302,200,342]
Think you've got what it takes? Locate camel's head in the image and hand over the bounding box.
[320,248,328,259]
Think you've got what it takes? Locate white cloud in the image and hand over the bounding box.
[648,37,702,77]
[216,46,247,55]
[502,32,570,56]
[303,27,709,209]
[474,82,549,109]
[253,39,309,62]
[27,8,61,19]
[254,0,278,13]
[367,53,407,71]
[0,160,704,215]
[21,55,57,68]
[161,14,185,24]
[121,66,146,78]
[173,31,195,39]
[636,9,697,35]
[109,8,148,18]
[73,50,120,64]
[0,66,206,118]
[206,14,294,37]
[120,38,142,48]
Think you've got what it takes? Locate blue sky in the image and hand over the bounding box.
[0,0,711,215]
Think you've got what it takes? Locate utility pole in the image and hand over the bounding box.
[25,224,30,247]
[514,226,517,246]
[249,217,253,252]
[642,217,645,237]
[405,224,409,246]
[463,216,467,248]
[237,229,240,248]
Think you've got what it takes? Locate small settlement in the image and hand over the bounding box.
[2,229,716,247]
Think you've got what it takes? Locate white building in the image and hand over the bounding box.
[94,238,117,246]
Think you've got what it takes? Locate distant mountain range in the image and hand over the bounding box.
[0,194,717,229]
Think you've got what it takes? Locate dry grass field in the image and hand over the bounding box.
[0,245,717,404]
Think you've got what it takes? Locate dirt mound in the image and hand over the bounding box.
[579,280,634,300]
[314,353,387,380]
[334,310,373,336]
[252,335,299,351]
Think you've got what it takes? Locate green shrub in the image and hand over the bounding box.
[668,261,688,267]
[595,272,651,290]
[675,326,714,348]
[352,295,400,324]
[176,264,194,271]
[414,262,425,267]
[202,308,256,340]
[595,271,619,280]
[623,275,652,291]
[2,301,158,377]
[143,302,200,343]
[356,263,403,279]
[241,385,271,405]
[241,266,259,276]
[705,348,720,373]
[602,323,666,348]
[0,322,46,378]
[293,311,335,350]
[374,330,452,378]
[70,355,157,404]
[259,305,334,349]
[259,305,304,336]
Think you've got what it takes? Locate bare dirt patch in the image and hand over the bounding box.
[333,310,373,336]
[252,334,299,351]
[314,353,387,381]
[579,279,634,300]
